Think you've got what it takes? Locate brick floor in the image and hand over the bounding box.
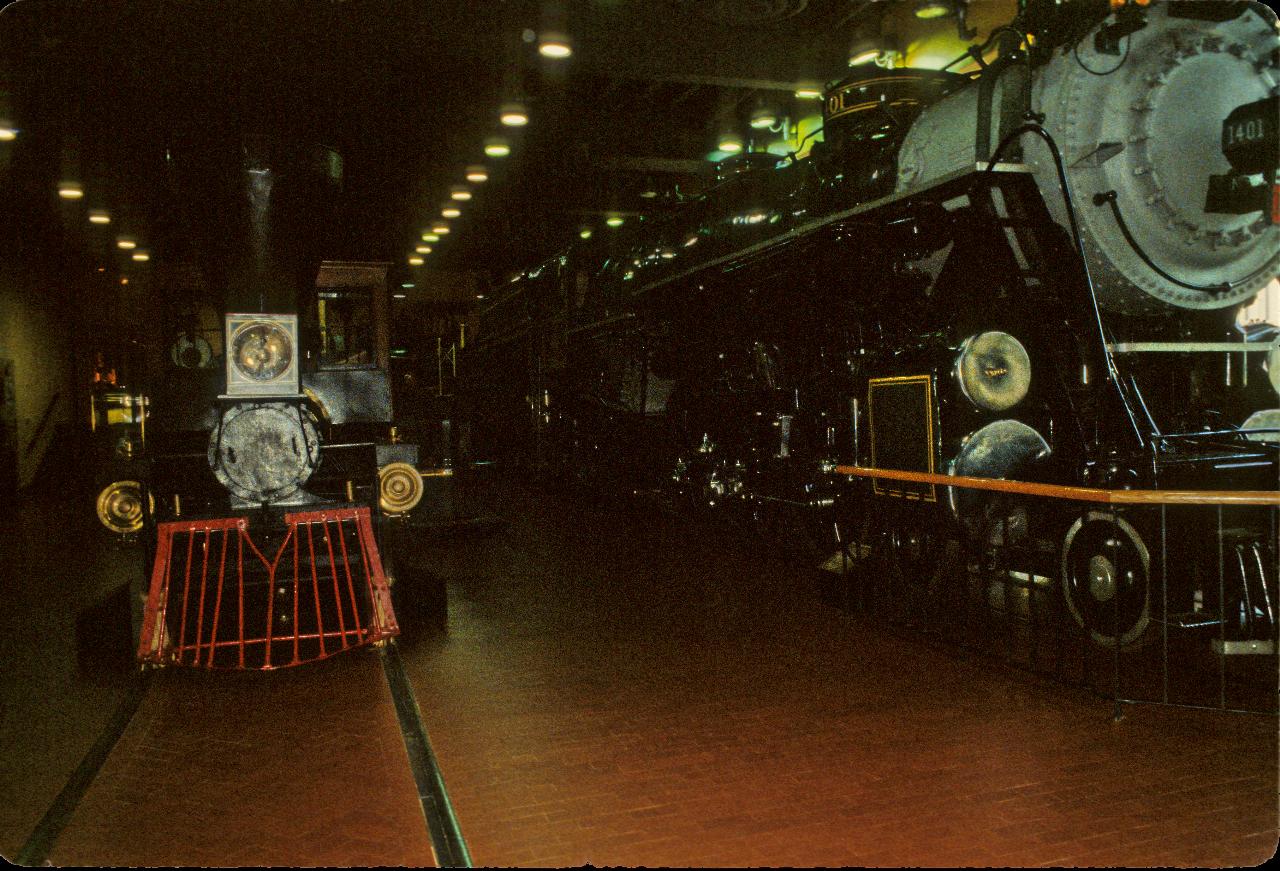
[48,652,435,867]
[397,483,1279,868]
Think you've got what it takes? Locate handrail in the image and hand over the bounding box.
[835,465,1280,507]
[24,391,61,456]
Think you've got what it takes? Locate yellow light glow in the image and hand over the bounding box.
[466,166,489,182]
[450,187,472,200]
[88,210,111,224]
[116,238,137,250]
[442,206,461,218]
[718,136,743,153]
[0,127,16,141]
[794,87,823,99]
[849,49,880,66]
[579,227,592,239]
[500,103,529,127]
[57,183,84,199]
[415,246,432,254]
[432,224,450,234]
[606,215,624,228]
[120,277,129,285]
[915,1,951,19]
[422,233,440,242]
[131,251,150,262]
[408,256,424,266]
[538,36,572,58]
[484,138,511,157]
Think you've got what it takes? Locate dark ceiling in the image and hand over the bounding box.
[0,0,880,302]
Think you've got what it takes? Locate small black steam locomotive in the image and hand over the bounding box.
[463,0,1279,654]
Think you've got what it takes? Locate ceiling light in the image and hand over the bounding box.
[422,233,440,242]
[442,206,462,218]
[415,245,432,254]
[606,215,624,228]
[749,106,778,130]
[794,86,823,100]
[401,283,415,288]
[848,33,883,66]
[450,186,472,201]
[88,209,111,224]
[120,277,128,285]
[408,256,424,266]
[116,237,136,250]
[484,137,511,157]
[717,133,743,153]
[538,33,572,58]
[465,165,488,183]
[0,125,16,141]
[915,0,952,19]
[500,103,529,127]
[392,293,408,299]
[432,224,450,234]
[57,182,84,199]
[131,250,150,262]
[579,227,593,239]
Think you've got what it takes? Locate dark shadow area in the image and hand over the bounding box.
[74,582,136,686]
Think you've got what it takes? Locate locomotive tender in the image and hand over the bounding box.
[465,0,1279,652]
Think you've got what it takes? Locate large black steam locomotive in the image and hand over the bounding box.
[464,0,1279,653]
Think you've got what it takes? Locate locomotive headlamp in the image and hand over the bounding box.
[96,479,153,535]
[225,314,299,397]
[378,462,424,514]
[955,331,1031,412]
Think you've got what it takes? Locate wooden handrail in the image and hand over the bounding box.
[834,465,1280,507]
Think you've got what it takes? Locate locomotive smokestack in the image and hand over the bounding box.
[169,134,343,315]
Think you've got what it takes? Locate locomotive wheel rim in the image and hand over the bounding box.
[1061,512,1151,647]
[96,480,153,534]
[379,461,424,514]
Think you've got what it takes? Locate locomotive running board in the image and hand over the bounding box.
[137,506,399,669]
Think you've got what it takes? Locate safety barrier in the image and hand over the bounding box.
[831,465,1279,714]
[137,506,399,669]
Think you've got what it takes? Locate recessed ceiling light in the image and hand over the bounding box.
[749,107,778,129]
[465,165,488,182]
[116,237,137,250]
[131,250,150,261]
[57,182,84,199]
[606,215,624,228]
[422,233,440,242]
[915,0,952,19]
[88,210,111,224]
[415,245,432,254]
[442,206,461,218]
[401,283,416,288]
[408,256,424,266]
[500,103,529,127]
[450,186,472,201]
[579,227,593,239]
[392,293,408,299]
[120,277,129,285]
[432,224,450,234]
[538,34,572,58]
[717,134,743,153]
[794,86,823,100]
[484,137,511,157]
[0,126,16,141]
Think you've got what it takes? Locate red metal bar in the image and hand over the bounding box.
[292,527,301,665]
[305,522,327,657]
[177,530,195,656]
[322,519,349,648]
[206,529,229,667]
[192,530,212,664]
[336,516,365,643]
[236,528,246,668]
